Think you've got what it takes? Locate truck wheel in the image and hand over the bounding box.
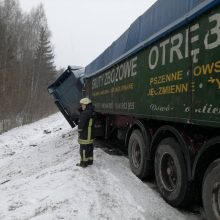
[154,137,190,207]
[128,129,150,180]
[202,159,220,220]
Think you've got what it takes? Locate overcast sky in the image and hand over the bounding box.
[19,0,157,69]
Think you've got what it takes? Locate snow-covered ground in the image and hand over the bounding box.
[0,113,202,220]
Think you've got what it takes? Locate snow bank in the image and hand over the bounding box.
[0,113,201,220]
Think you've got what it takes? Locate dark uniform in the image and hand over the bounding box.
[77,102,94,167]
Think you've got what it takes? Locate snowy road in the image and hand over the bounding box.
[0,113,202,220]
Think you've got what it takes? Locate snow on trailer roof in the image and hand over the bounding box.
[84,0,219,78]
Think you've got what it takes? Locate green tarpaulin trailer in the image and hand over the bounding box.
[48,1,220,219]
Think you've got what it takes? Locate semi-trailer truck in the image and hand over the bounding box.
[48,0,220,219]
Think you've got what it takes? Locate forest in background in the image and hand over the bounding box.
[0,0,59,133]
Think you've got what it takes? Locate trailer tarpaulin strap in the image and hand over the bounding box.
[84,0,220,78]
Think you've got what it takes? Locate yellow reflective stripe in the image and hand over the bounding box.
[82,150,88,161]
[88,118,93,126]
[88,157,93,160]
[78,128,83,132]
[81,150,88,162]
[78,118,93,145]
[78,139,94,144]
[88,118,93,141]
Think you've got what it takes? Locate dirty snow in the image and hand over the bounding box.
[0,113,202,220]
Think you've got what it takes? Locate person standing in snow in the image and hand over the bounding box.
[76,97,95,168]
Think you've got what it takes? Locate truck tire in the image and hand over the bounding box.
[128,129,150,180]
[202,159,220,220]
[154,137,190,207]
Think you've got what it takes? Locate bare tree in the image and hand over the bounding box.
[0,1,58,133]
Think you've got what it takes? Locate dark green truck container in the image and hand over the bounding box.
[87,4,220,128]
[48,66,84,127]
[49,1,220,219]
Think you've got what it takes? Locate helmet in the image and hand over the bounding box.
[80,97,91,105]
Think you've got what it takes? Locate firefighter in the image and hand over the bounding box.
[76,97,94,168]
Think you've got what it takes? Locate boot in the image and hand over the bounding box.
[76,162,88,168]
[87,160,93,165]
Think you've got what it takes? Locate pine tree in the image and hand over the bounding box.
[32,27,57,119]
[34,28,55,92]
